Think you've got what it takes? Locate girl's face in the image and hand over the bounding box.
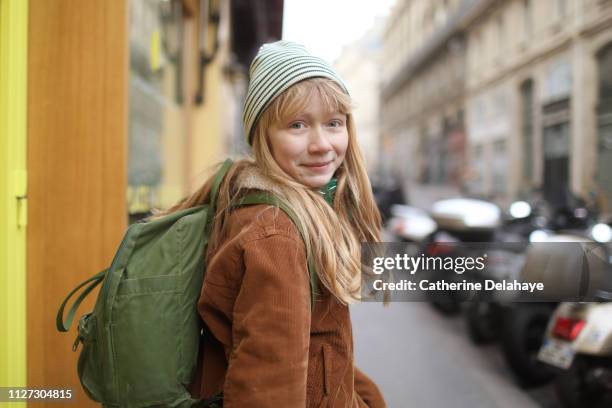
[267,93,349,188]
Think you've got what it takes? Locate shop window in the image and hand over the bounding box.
[127,0,188,223]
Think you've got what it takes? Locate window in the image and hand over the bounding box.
[477,96,487,123]
[434,4,446,26]
[472,31,480,71]
[424,4,435,32]
[523,0,533,40]
[598,43,612,103]
[544,58,572,101]
[496,14,504,57]
[542,121,570,205]
[595,43,612,210]
[557,0,568,18]
[543,123,570,160]
[472,144,485,195]
[128,0,187,220]
[495,89,507,119]
[492,140,507,196]
[520,80,534,182]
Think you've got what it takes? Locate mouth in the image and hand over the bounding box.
[302,161,332,170]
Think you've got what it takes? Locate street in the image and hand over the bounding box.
[351,301,561,408]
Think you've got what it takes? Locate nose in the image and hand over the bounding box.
[308,125,333,154]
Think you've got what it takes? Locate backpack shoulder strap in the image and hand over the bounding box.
[204,158,234,237]
[235,192,319,309]
[209,159,233,210]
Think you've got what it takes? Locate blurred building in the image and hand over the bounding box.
[381,0,612,212]
[128,0,284,220]
[334,18,386,176]
[381,0,476,196]
[464,0,612,211]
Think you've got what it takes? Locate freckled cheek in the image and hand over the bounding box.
[277,145,303,172]
[334,136,349,161]
[281,141,308,163]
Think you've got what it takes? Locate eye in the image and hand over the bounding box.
[289,121,306,130]
[328,119,344,128]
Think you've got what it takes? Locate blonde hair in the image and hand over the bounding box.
[156,78,382,304]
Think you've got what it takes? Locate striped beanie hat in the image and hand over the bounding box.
[243,41,350,145]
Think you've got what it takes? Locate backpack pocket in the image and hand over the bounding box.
[110,273,186,406]
[76,312,105,402]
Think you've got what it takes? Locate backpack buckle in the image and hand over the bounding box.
[72,334,83,352]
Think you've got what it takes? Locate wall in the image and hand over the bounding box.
[27,1,128,406]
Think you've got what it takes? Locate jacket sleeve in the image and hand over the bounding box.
[222,230,312,408]
[354,367,386,408]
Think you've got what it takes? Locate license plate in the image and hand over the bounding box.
[538,338,575,369]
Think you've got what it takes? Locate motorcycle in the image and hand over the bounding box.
[422,197,538,317]
[464,200,541,344]
[386,200,489,312]
[424,197,502,315]
[372,179,407,225]
[388,204,436,245]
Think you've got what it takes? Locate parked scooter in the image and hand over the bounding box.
[423,197,539,317]
[425,198,502,315]
[500,203,607,387]
[537,224,612,407]
[539,302,612,407]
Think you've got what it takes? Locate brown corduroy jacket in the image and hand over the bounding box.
[190,201,386,408]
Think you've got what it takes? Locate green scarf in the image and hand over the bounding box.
[318,178,337,206]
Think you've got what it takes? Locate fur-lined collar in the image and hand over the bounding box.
[235,164,286,197]
[236,164,337,204]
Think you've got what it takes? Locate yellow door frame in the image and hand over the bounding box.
[0,0,28,402]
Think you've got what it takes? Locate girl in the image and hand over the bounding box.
[177,41,386,407]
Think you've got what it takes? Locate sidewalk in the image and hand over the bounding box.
[351,302,551,408]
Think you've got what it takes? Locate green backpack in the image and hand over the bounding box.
[56,159,318,408]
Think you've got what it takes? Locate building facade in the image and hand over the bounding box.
[381,0,471,198]
[334,18,385,176]
[381,0,612,212]
[465,0,612,211]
